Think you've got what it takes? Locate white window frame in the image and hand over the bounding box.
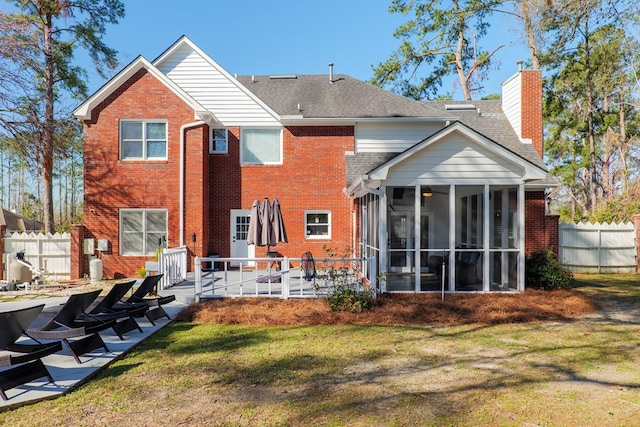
[119,209,168,256]
[305,210,331,239]
[210,127,228,154]
[240,128,283,165]
[120,119,168,160]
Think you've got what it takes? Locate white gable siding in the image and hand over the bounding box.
[502,73,522,140]
[156,44,279,126]
[384,133,524,186]
[355,121,444,152]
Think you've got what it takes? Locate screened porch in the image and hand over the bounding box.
[359,184,525,292]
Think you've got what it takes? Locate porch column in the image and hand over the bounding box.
[448,184,456,291]
[414,184,421,292]
[483,185,490,290]
[518,184,525,291]
[378,187,388,291]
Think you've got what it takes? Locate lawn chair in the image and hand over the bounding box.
[84,280,146,339]
[27,290,116,364]
[0,304,63,401]
[112,275,175,325]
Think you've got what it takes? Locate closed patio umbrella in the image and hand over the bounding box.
[247,198,288,257]
[247,199,262,246]
[270,198,288,245]
[260,198,273,249]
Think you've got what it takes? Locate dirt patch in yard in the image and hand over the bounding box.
[177,289,597,326]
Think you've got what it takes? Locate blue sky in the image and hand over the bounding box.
[88,0,530,99]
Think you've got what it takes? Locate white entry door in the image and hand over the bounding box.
[230,210,255,266]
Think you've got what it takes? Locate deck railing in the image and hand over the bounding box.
[158,246,188,290]
[193,256,376,301]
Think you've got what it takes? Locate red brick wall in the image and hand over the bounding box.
[80,68,206,278]
[208,126,355,260]
[206,126,241,257]
[525,191,559,254]
[76,68,355,278]
[184,124,209,263]
[520,70,543,158]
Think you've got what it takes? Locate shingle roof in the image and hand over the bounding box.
[237,74,449,119]
[427,100,546,169]
[345,152,399,186]
[235,74,550,188]
[345,100,551,187]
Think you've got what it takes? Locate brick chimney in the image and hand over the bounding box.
[502,66,543,158]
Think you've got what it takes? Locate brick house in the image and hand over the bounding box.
[72,36,557,292]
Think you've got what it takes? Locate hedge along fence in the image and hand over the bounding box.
[558,222,636,273]
[2,231,71,282]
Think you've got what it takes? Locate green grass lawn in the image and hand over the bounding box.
[2,274,640,426]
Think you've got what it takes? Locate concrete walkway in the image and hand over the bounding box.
[0,297,187,410]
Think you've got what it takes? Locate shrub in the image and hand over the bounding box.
[327,284,374,313]
[525,248,573,290]
[314,246,375,313]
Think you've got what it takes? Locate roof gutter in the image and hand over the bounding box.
[279,116,450,127]
[361,177,384,196]
[343,175,384,199]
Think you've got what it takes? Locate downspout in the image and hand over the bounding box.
[351,199,357,259]
[180,120,205,247]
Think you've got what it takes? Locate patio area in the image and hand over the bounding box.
[187,256,375,302]
[0,295,187,410]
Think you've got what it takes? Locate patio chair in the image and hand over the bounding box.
[112,274,174,325]
[0,304,63,401]
[27,290,117,364]
[84,280,146,339]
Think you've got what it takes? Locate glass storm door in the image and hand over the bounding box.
[230,210,254,266]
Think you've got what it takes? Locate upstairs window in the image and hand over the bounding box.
[120,120,167,160]
[210,128,228,154]
[120,209,167,256]
[305,211,331,239]
[240,128,282,164]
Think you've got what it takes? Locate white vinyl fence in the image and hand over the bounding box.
[2,231,188,286]
[558,222,636,273]
[3,231,71,281]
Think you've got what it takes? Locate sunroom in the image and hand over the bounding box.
[346,122,551,293]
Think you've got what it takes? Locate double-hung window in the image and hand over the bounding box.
[305,211,331,239]
[240,128,282,164]
[210,128,228,154]
[120,120,167,160]
[120,209,167,255]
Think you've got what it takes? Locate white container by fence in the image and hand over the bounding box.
[9,260,32,283]
[89,258,103,281]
